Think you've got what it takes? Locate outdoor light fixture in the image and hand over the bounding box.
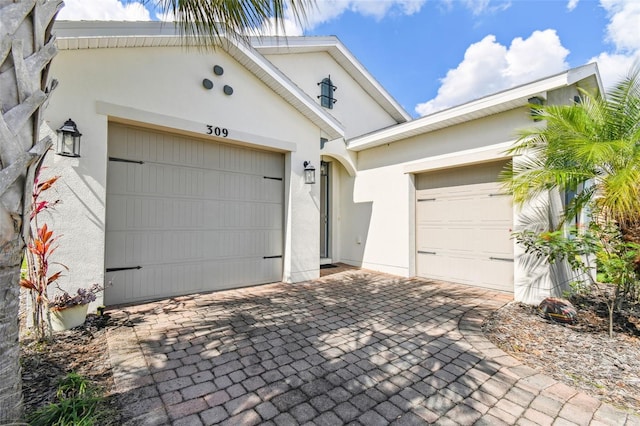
[303,161,316,184]
[56,118,82,157]
[528,96,545,121]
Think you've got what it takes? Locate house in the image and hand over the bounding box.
[42,21,603,308]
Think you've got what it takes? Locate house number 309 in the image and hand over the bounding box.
[206,125,229,137]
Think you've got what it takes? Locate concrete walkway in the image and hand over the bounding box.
[105,268,639,425]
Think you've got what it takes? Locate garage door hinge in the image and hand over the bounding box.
[489,257,514,262]
[417,198,436,202]
[417,250,436,255]
[106,266,143,272]
[264,176,283,181]
[109,157,144,164]
[263,255,283,259]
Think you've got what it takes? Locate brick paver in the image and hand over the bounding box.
[106,266,640,425]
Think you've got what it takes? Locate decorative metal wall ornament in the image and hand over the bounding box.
[318,75,337,109]
[201,65,233,95]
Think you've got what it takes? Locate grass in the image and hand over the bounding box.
[28,373,107,426]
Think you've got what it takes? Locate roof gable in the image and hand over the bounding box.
[53,21,345,140]
[253,37,411,124]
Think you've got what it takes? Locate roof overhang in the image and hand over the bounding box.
[52,21,345,140]
[253,37,411,124]
[347,63,603,152]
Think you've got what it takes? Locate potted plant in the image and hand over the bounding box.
[48,283,103,331]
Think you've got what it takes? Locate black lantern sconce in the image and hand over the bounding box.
[56,118,82,157]
[303,161,316,184]
[528,96,545,122]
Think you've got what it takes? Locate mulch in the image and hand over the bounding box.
[483,297,640,415]
[20,314,121,424]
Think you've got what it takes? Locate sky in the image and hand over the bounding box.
[58,0,640,118]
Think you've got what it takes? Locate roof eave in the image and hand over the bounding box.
[348,64,602,152]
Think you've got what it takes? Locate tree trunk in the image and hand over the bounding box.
[0,0,61,422]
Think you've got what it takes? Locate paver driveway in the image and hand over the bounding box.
[106,267,637,425]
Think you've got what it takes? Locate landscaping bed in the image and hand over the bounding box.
[20,314,121,424]
[483,292,640,415]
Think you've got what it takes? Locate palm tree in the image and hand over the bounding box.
[0,0,313,421]
[503,66,640,231]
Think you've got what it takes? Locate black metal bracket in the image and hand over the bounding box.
[106,266,143,272]
[109,157,144,164]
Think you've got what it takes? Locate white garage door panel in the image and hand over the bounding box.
[106,124,284,305]
[106,229,282,265]
[415,162,514,293]
[108,257,282,302]
[417,225,511,255]
[418,253,513,288]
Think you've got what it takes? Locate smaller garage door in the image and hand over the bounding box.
[416,161,513,292]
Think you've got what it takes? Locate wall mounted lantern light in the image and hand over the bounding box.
[303,161,316,184]
[528,96,545,122]
[56,118,82,157]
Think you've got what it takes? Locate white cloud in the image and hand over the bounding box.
[588,53,637,90]
[256,0,428,36]
[588,0,640,89]
[601,0,640,52]
[463,0,511,15]
[567,0,579,11]
[57,0,151,21]
[415,30,569,116]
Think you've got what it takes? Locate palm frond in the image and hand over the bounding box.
[502,65,640,231]
[151,0,315,47]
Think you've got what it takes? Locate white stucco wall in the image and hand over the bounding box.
[263,52,399,138]
[44,44,324,307]
[336,109,531,278]
[512,189,573,304]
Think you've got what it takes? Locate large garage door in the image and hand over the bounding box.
[416,161,513,292]
[105,124,284,305]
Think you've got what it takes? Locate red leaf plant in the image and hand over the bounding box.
[21,173,67,340]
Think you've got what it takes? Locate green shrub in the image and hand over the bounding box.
[28,373,103,426]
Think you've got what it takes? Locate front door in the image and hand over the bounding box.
[320,161,330,260]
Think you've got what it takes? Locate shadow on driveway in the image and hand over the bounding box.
[106,269,634,426]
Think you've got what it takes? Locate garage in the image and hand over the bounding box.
[415,161,514,292]
[104,123,284,305]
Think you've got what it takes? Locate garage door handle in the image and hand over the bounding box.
[418,250,436,255]
[489,257,513,262]
[263,255,283,259]
[417,198,436,202]
[106,266,143,272]
[488,193,509,197]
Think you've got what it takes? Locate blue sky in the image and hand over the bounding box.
[59,0,640,118]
